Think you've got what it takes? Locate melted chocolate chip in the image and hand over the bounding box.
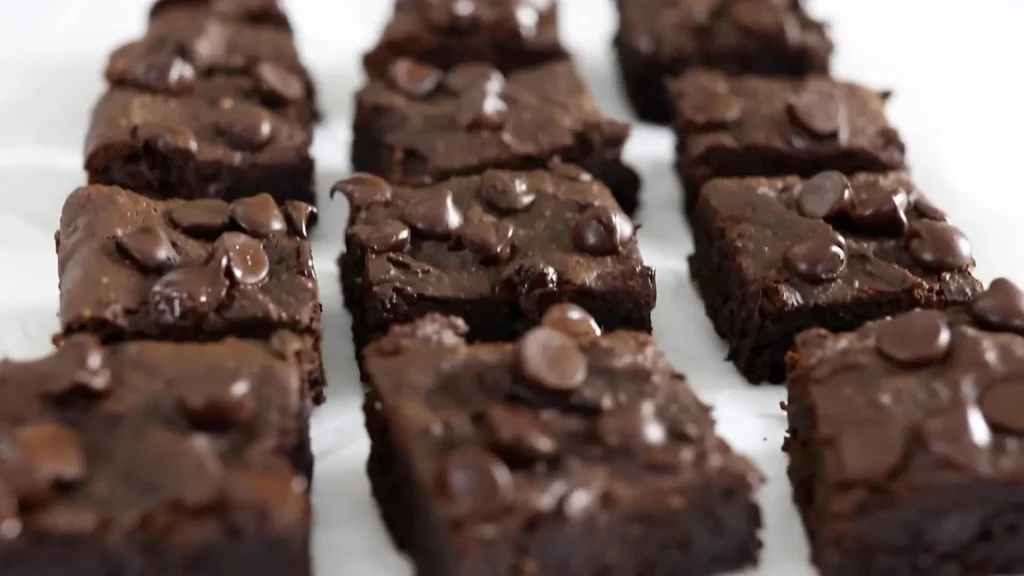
[907,221,974,272]
[41,335,112,398]
[402,191,464,238]
[229,194,287,237]
[729,0,794,37]
[427,0,479,30]
[437,447,514,520]
[254,61,305,104]
[541,303,601,339]
[559,467,607,520]
[572,205,635,256]
[680,91,743,129]
[115,225,179,273]
[875,309,952,367]
[177,377,256,430]
[484,405,558,465]
[796,171,851,219]
[188,21,245,72]
[349,220,411,253]
[149,253,229,322]
[547,158,594,182]
[849,187,908,236]
[445,63,505,94]
[788,81,844,138]
[213,100,274,151]
[832,419,907,482]
[970,278,1024,334]
[517,327,588,392]
[168,199,231,238]
[331,174,393,209]
[783,235,846,283]
[920,399,991,473]
[480,171,535,213]
[106,46,196,94]
[456,88,508,131]
[217,232,270,285]
[16,421,86,485]
[387,57,443,98]
[132,122,198,155]
[597,400,667,451]
[460,216,515,262]
[282,201,317,238]
[980,382,1024,434]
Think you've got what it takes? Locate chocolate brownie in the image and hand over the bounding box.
[85,1,316,204]
[0,333,311,575]
[615,0,833,123]
[352,59,642,215]
[150,0,293,30]
[669,70,905,214]
[363,0,565,79]
[55,184,325,401]
[689,171,982,384]
[363,311,763,576]
[786,278,1024,576]
[334,169,656,360]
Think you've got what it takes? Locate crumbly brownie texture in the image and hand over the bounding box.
[85,1,316,204]
[334,169,656,360]
[689,171,982,384]
[352,58,641,214]
[786,278,1024,576]
[669,70,905,213]
[0,334,311,575]
[615,0,833,123]
[363,0,565,78]
[56,185,325,401]
[363,311,763,576]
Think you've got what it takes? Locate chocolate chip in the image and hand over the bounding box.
[387,57,443,98]
[168,199,231,238]
[680,90,743,129]
[331,174,393,209]
[254,61,305,103]
[427,0,479,30]
[177,377,256,430]
[547,158,594,182]
[228,471,307,528]
[437,447,514,520]
[282,201,316,238]
[788,81,844,138]
[502,261,558,317]
[729,0,797,39]
[849,186,908,236]
[373,314,468,356]
[349,220,411,253]
[541,303,601,339]
[559,467,607,520]
[28,502,101,535]
[211,0,287,21]
[402,190,464,238]
[230,194,287,237]
[784,235,846,283]
[106,45,196,94]
[921,398,991,473]
[980,382,1024,433]
[970,278,1024,334]
[484,405,558,465]
[517,327,587,392]
[217,232,270,285]
[460,215,515,262]
[188,20,245,72]
[572,205,635,256]
[597,400,667,451]
[115,225,179,273]
[214,100,274,151]
[875,309,951,366]
[832,419,907,482]
[480,171,535,213]
[456,88,508,131]
[445,63,505,94]
[41,335,112,398]
[132,122,198,155]
[797,171,851,219]
[149,253,229,323]
[907,221,974,272]
[16,421,86,486]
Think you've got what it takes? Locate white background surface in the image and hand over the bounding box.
[0,1,1022,574]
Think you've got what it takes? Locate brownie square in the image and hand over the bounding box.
[352,59,641,215]
[335,168,656,360]
[55,184,325,401]
[149,0,294,31]
[363,312,763,576]
[689,171,982,384]
[787,278,1024,576]
[669,70,906,214]
[0,334,311,575]
[614,0,833,123]
[85,2,316,204]
[363,0,566,78]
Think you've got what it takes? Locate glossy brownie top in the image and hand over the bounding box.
[0,334,308,542]
[695,171,982,311]
[790,278,1024,489]
[364,309,762,530]
[57,185,319,340]
[335,168,653,300]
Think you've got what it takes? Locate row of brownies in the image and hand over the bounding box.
[341,3,1024,576]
